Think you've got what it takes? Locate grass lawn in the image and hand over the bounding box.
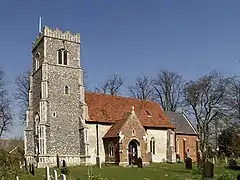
[19,163,240,180]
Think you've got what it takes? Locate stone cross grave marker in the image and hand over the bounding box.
[203,161,214,180]
[185,157,192,169]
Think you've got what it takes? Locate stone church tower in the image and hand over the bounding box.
[24,26,87,168]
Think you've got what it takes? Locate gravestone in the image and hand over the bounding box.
[29,163,31,173]
[57,154,60,168]
[220,152,225,163]
[203,161,214,180]
[62,160,66,167]
[136,157,143,168]
[185,157,192,169]
[31,164,35,176]
[176,153,180,162]
[214,155,218,164]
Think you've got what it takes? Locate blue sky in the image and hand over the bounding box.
[1,0,240,138]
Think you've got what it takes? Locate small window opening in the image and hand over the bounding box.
[146,110,152,117]
[64,86,69,94]
[64,50,68,65]
[150,137,155,155]
[58,49,62,64]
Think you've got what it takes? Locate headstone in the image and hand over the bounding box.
[61,174,66,180]
[96,157,101,168]
[220,152,225,162]
[228,158,240,170]
[31,164,35,176]
[29,163,31,173]
[46,166,50,180]
[62,160,66,167]
[185,157,192,169]
[54,170,58,180]
[16,176,19,180]
[203,161,214,180]
[136,157,143,168]
[176,153,180,162]
[225,157,228,164]
[212,157,215,164]
[57,154,60,168]
[214,155,218,164]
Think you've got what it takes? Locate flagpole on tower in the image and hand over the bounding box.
[39,17,42,33]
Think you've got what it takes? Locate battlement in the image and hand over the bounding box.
[32,26,80,49]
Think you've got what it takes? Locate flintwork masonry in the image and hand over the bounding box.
[24,26,197,168]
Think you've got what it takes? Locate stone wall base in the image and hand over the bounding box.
[25,155,90,168]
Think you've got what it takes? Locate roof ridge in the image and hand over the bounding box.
[85,91,159,105]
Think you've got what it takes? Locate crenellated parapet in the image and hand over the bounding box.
[32,26,80,49]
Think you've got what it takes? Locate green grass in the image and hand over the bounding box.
[18,163,240,180]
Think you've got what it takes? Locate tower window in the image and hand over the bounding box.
[35,53,40,70]
[145,110,152,117]
[64,86,69,94]
[58,49,68,65]
[64,50,68,65]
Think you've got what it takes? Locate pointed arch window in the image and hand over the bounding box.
[58,48,68,65]
[109,142,114,157]
[64,86,69,94]
[150,137,155,155]
[34,114,40,155]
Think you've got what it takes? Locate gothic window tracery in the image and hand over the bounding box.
[58,48,68,65]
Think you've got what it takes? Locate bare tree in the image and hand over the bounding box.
[224,76,240,123]
[0,69,12,137]
[183,71,227,164]
[152,71,184,111]
[14,71,30,124]
[95,74,124,95]
[128,75,155,100]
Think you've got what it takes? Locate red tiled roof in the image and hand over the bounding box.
[85,92,174,129]
[103,116,129,139]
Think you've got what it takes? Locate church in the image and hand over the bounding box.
[24,26,197,168]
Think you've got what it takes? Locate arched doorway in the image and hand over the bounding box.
[128,139,139,165]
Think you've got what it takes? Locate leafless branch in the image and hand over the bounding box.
[152,70,184,111]
[128,75,155,101]
[94,74,124,95]
[0,68,12,137]
[14,71,30,124]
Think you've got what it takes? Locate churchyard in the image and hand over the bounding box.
[16,162,240,180]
